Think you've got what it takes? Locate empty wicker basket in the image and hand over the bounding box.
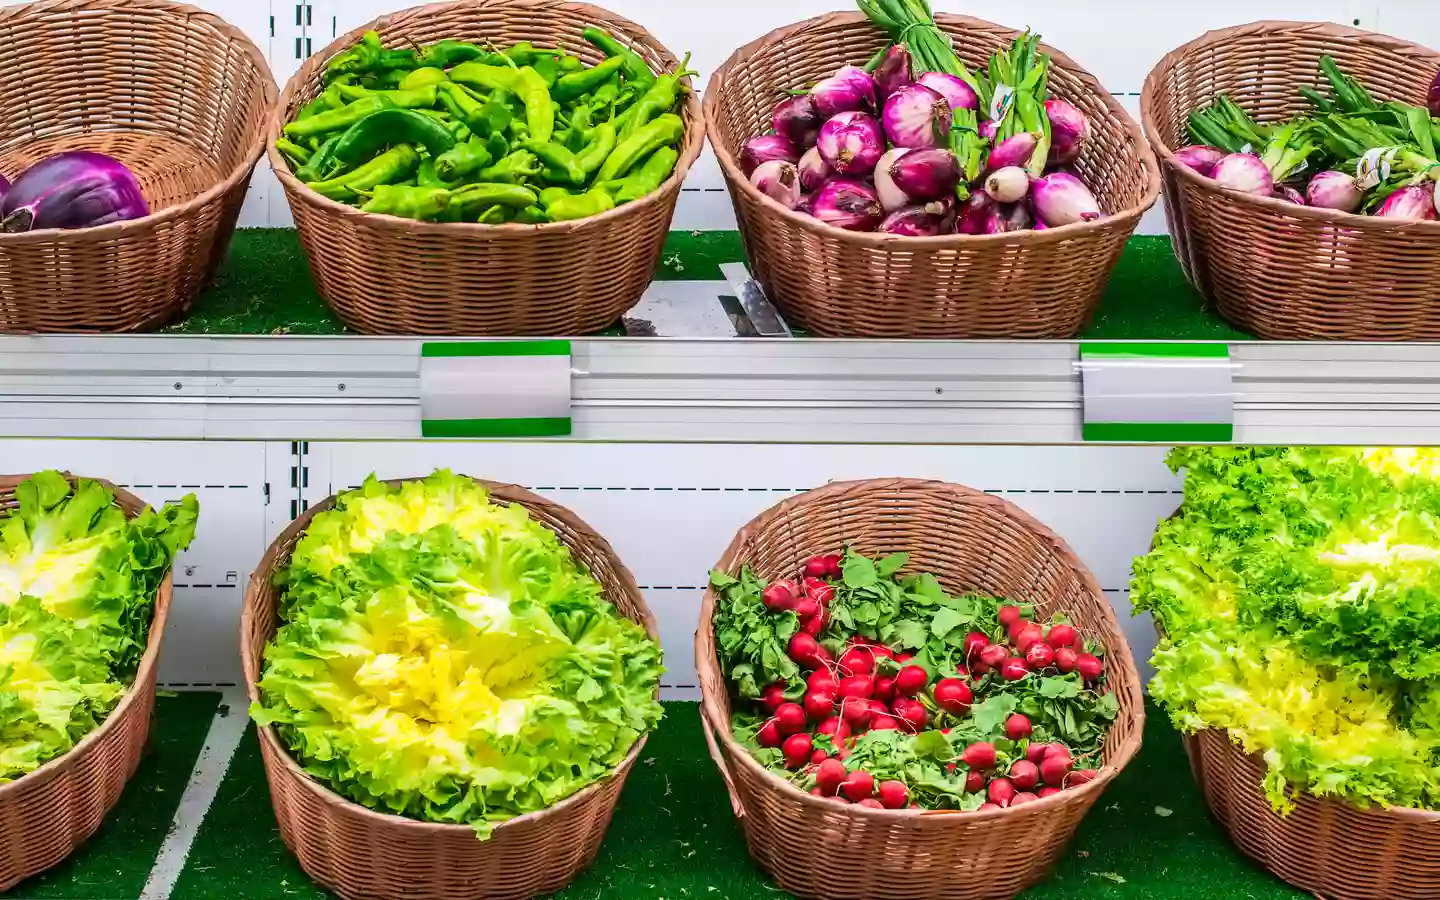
[0,475,173,891]
[1141,20,1440,340]
[241,477,659,900]
[0,0,275,333]
[270,0,705,336]
[705,13,1159,339]
[695,478,1145,900]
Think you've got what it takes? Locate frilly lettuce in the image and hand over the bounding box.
[0,471,198,781]
[251,471,664,837]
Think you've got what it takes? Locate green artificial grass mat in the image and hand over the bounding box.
[171,230,1253,341]
[175,700,1301,900]
[11,691,221,900]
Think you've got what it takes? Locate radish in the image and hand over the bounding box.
[1026,742,1057,766]
[895,652,914,664]
[1014,623,1045,654]
[803,553,842,580]
[788,632,825,668]
[817,716,841,737]
[961,742,997,770]
[760,682,787,713]
[1011,791,1040,806]
[757,720,782,748]
[839,646,875,676]
[808,669,840,696]
[841,770,875,802]
[1000,657,1031,681]
[841,696,874,728]
[977,802,1001,811]
[1077,653,1104,682]
[955,664,970,679]
[783,733,814,768]
[825,794,849,804]
[998,605,1024,630]
[801,607,829,636]
[793,598,819,620]
[762,580,798,611]
[838,675,874,700]
[1068,769,1099,787]
[1046,623,1078,649]
[878,780,910,809]
[1045,744,1073,763]
[871,645,896,659]
[856,798,885,809]
[1024,642,1055,670]
[873,675,896,701]
[979,643,1009,669]
[965,769,985,793]
[962,631,988,659]
[808,583,836,606]
[1009,759,1040,790]
[894,665,929,697]
[1054,646,1079,674]
[811,749,830,765]
[987,777,1016,808]
[892,697,929,731]
[1005,713,1033,741]
[1040,753,1073,787]
[801,576,829,596]
[816,758,848,795]
[1037,786,1063,798]
[933,678,973,715]
[804,692,836,720]
[775,703,808,735]
[870,714,901,731]
[810,787,825,796]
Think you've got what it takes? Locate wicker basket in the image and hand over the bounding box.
[0,0,275,333]
[694,478,1145,900]
[0,475,173,891]
[705,13,1159,339]
[1141,20,1440,340]
[270,0,704,336]
[241,477,659,900]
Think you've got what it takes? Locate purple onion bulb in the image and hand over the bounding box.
[1305,170,1363,213]
[749,159,801,209]
[797,145,832,193]
[1,150,149,232]
[917,72,978,112]
[956,192,996,235]
[1272,185,1306,205]
[873,44,913,102]
[997,202,1034,233]
[984,132,1040,176]
[0,173,9,208]
[810,65,877,118]
[1210,153,1273,196]
[874,147,913,212]
[1030,172,1103,227]
[984,166,1029,204]
[979,119,999,141]
[1430,68,1440,118]
[810,177,885,231]
[880,204,949,237]
[771,95,824,150]
[1375,184,1436,220]
[1044,98,1088,166]
[883,83,953,151]
[1173,145,1226,178]
[817,111,885,177]
[890,148,961,202]
[740,135,799,177]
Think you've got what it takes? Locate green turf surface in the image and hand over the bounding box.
[171,230,1252,340]
[10,691,220,900]
[174,700,1300,900]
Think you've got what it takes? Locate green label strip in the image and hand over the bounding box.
[1082,422,1235,443]
[421,339,572,358]
[422,417,572,438]
[420,340,572,439]
[1079,341,1230,360]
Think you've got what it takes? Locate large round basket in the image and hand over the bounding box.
[241,477,659,900]
[270,0,705,336]
[694,478,1145,900]
[705,13,1159,339]
[0,475,172,890]
[0,0,275,333]
[1141,21,1440,340]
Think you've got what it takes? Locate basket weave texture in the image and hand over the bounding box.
[0,475,171,891]
[704,13,1159,339]
[694,478,1145,900]
[241,477,659,900]
[1141,20,1440,340]
[0,0,275,333]
[270,0,705,336]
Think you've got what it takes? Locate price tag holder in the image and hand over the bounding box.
[1079,342,1235,443]
[419,340,572,438]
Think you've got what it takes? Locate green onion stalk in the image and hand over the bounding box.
[855,0,980,93]
[979,31,1052,174]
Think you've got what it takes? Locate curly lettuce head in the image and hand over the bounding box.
[0,472,198,781]
[252,471,664,837]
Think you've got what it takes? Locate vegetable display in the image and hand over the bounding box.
[1180,57,1440,219]
[0,472,198,782]
[711,549,1119,810]
[278,30,692,224]
[0,151,149,233]
[1132,447,1440,813]
[735,0,1105,235]
[250,472,664,838]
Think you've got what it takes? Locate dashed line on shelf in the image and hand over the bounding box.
[122,484,250,490]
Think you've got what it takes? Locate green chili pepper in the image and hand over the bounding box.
[275,138,312,168]
[449,62,521,93]
[553,56,625,104]
[522,140,586,186]
[416,39,486,70]
[360,184,451,220]
[373,68,408,89]
[327,31,416,80]
[448,63,555,144]
[622,54,695,138]
[532,54,560,88]
[284,95,395,139]
[503,42,563,67]
[486,131,510,161]
[588,80,622,111]
[332,108,457,166]
[559,55,583,74]
[576,122,617,177]
[446,120,473,142]
[417,157,450,189]
[336,83,439,109]
[539,187,574,209]
[547,188,615,222]
[477,205,510,225]
[597,113,683,182]
[309,144,420,201]
[320,81,350,110]
[582,27,655,92]
[434,138,495,182]
[399,67,449,90]
[295,134,344,182]
[514,205,550,224]
[296,96,331,120]
[450,182,539,211]
[610,145,679,203]
[477,149,544,184]
[567,106,597,152]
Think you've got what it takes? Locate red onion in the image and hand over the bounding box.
[1272,185,1306,205]
[749,160,801,209]
[772,95,824,150]
[979,119,999,141]
[740,135,799,177]
[874,148,912,212]
[797,146,832,193]
[883,84,952,150]
[1430,68,1440,117]
[984,166,1029,203]
[1044,99,1088,166]
[1375,184,1436,220]
[997,202,1033,232]
[917,72,978,112]
[984,133,1039,176]
[956,192,996,234]
[1210,153,1273,196]
[1305,170,1363,213]
[817,111,884,177]
[880,204,949,236]
[873,44,913,101]
[1173,145,1226,178]
[810,177,884,231]
[0,173,8,209]
[810,65,877,118]
[1030,172,1102,227]
[795,194,814,215]
[1,151,149,233]
[890,148,961,202]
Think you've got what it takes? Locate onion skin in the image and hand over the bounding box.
[956,192,996,235]
[1173,145,1226,178]
[917,72,978,112]
[873,44,913,102]
[1375,184,1436,220]
[811,177,885,231]
[817,111,885,177]
[749,160,801,209]
[890,148,961,202]
[996,202,1033,232]
[1044,99,1088,166]
[797,146,832,193]
[1,151,148,232]
[1030,172,1102,227]
[1210,153,1273,196]
[741,135,799,177]
[811,65,877,118]
[984,133,1039,176]
[772,95,824,150]
[1305,170,1363,213]
[1272,185,1306,205]
[874,147,913,212]
[883,84,952,150]
[880,204,951,236]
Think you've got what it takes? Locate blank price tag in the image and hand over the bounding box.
[1079,342,1235,443]
[419,341,572,438]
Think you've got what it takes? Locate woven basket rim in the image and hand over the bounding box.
[0,0,277,245]
[1140,18,1440,235]
[240,473,659,836]
[0,472,171,799]
[704,11,1162,247]
[266,0,705,236]
[696,477,1146,824]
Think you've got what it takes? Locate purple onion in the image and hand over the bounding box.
[795,194,814,215]
[740,135,799,177]
[1272,185,1306,205]
[1173,145,1226,178]
[1375,184,1436,220]
[749,160,801,209]
[0,151,149,233]
[0,173,9,208]
[1033,218,1049,231]
[810,177,884,231]
[1044,99,1088,166]
[1210,153,1273,196]
[883,84,953,150]
[997,202,1033,232]
[1430,69,1440,117]
[772,95,824,150]
[956,192,996,235]
[984,133,1040,176]
[1305,170,1363,213]
[810,65,877,118]
[979,119,999,141]
[1030,172,1102,227]
[890,148,961,202]
[874,44,913,101]
[817,111,885,176]
[874,147,913,212]
[797,146,832,193]
[984,166,1029,204]
[880,203,949,236]
[916,72,978,112]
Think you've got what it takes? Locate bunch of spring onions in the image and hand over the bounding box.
[1179,57,1440,220]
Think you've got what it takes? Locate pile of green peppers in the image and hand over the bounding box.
[275,29,693,224]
